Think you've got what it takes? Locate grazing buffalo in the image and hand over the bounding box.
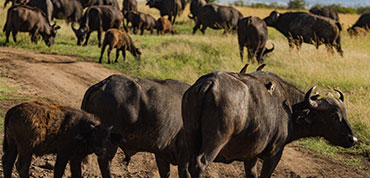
[192,4,243,34]
[125,11,156,35]
[264,11,343,56]
[2,101,122,178]
[3,5,60,47]
[146,0,185,23]
[347,26,368,37]
[182,71,357,178]
[238,16,274,63]
[122,0,138,27]
[99,28,141,64]
[72,5,125,47]
[349,13,370,29]
[309,7,339,21]
[78,0,119,8]
[81,74,191,178]
[156,17,176,35]
[188,0,206,21]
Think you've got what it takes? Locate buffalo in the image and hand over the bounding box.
[99,28,141,64]
[2,101,123,178]
[72,5,126,47]
[146,0,185,23]
[348,13,370,32]
[156,17,177,35]
[264,11,343,56]
[192,4,243,34]
[81,74,191,178]
[182,70,357,178]
[3,5,60,47]
[309,7,339,21]
[238,16,274,63]
[125,10,156,35]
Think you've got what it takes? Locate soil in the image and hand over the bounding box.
[0,47,368,178]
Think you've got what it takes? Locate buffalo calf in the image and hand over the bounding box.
[347,26,368,37]
[238,16,274,63]
[2,101,122,178]
[156,17,176,35]
[126,10,156,35]
[99,28,141,64]
[3,5,60,47]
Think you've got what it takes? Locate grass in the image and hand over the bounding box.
[0,0,369,167]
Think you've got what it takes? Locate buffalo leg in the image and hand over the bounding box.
[98,28,103,47]
[5,29,11,44]
[70,159,82,178]
[120,147,137,165]
[99,43,107,63]
[83,31,92,46]
[15,153,32,178]
[192,22,201,34]
[54,155,69,178]
[122,49,126,61]
[239,45,244,62]
[256,48,265,64]
[243,159,258,178]
[2,140,18,178]
[98,144,119,178]
[189,127,233,177]
[335,36,344,56]
[260,150,283,178]
[200,25,207,34]
[140,24,145,36]
[155,155,170,178]
[107,47,113,64]
[115,49,120,63]
[12,30,18,43]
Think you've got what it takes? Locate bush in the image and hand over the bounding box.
[288,0,306,10]
[248,2,287,9]
[357,6,370,14]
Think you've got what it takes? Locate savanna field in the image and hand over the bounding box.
[0,0,369,175]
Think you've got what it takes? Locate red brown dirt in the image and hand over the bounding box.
[0,47,368,178]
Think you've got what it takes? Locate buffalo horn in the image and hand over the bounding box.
[256,64,266,71]
[334,89,344,101]
[239,63,249,74]
[71,23,77,32]
[305,86,318,109]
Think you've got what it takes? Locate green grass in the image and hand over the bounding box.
[0,0,369,167]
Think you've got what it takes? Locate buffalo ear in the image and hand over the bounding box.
[110,133,127,145]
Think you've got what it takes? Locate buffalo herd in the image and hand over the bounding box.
[1,1,364,178]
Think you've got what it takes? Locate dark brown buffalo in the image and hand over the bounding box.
[99,28,141,64]
[349,13,370,30]
[347,26,368,37]
[25,0,54,22]
[156,17,176,35]
[146,0,185,23]
[238,16,274,63]
[2,101,123,178]
[125,10,156,35]
[182,71,357,178]
[192,4,243,34]
[81,74,191,178]
[72,5,126,47]
[264,11,343,56]
[188,0,206,21]
[3,5,60,47]
[309,7,339,21]
[122,0,138,27]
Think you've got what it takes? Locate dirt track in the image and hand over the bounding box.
[0,47,368,178]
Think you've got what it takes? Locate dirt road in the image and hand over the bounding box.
[0,47,368,178]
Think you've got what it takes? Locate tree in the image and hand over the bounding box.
[288,0,306,10]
